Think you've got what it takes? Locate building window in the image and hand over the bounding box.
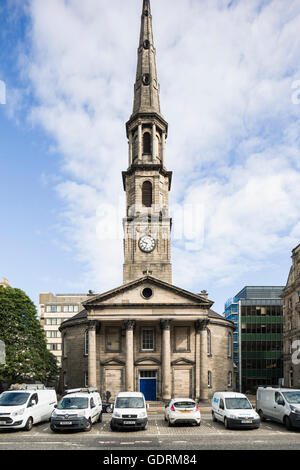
[46,306,51,313]
[74,305,79,312]
[142,181,152,207]
[47,343,61,351]
[207,329,211,356]
[142,329,155,351]
[208,371,212,388]
[85,372,89,387]
[143,132,151,154]
[228,371,232,388]
[85,330,89,356]
[63,306,69,312]
[57,305,61,313]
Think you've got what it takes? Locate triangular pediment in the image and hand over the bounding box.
[83,276,213,309]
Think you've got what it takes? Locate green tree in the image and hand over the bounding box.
[0,285,58,389]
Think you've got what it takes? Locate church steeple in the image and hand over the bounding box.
[122,0,172,285]
[132,0,161,117]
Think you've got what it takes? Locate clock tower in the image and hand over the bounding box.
[122,0,172,284]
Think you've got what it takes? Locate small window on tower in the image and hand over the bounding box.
[143,40,150,49]
[142,181,152,207]
[143,132,151,154]
[142,74,150,86]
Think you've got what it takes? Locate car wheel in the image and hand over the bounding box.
[284,416,293,431]
[212,412,217,422]
[84,419,92,432]
[168,419,173,427]
[224,418,230,429]
[258,410,266,422]
[164,415,167,422]
[142,422,148,431]
[196,421,201,427]
[98,412,103,423]
[107,406,113,414]
[24,417,33,432]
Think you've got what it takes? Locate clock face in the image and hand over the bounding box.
[139,235,156,253]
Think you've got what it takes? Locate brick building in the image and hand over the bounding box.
[60,0,234,401]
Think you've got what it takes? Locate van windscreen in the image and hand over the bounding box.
[282,392,300,404]
[115,397,144,409]
[0,392,30,406]
[58,397,89,410]
[225,398,252,410]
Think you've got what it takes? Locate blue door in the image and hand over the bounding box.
[140,379,157,401]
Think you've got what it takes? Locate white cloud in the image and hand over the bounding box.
[21,0,300,309]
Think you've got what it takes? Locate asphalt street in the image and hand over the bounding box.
[0,412,300,450]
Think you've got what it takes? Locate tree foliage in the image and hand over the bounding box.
[0,286,58,387]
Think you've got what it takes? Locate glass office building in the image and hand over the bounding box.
[225,287,284,393]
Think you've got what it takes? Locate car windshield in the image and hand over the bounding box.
[225,398,252,410]
[58,397,89,410]
[282,392,300,404]
[0,392,30,406]
[115,397,144,409]
[174,401,196,409]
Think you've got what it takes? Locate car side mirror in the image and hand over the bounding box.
[54,404,57,408]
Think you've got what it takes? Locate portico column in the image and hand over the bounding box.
[161,319,172,400]
[199,319,210,402]
[124,320,136,391]
[88,321,97,388]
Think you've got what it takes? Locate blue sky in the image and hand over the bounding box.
[1,0,300,314]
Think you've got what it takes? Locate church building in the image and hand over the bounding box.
[60,0,234,402]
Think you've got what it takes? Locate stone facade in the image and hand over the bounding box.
[282,243,300,388]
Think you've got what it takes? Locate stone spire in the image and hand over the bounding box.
[131,0,162,118]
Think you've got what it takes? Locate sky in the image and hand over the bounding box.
[1,0,300,315]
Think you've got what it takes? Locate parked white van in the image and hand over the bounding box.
[110,392,148,431]
[212,391,260,429]
[0,384,57,431]
[256,387,300,430]
[50,387,102,432]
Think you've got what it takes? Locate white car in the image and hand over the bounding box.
[0,384,57,431]
[50,387,102,432]
[110,392,148,431]
[164,398,201,427]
